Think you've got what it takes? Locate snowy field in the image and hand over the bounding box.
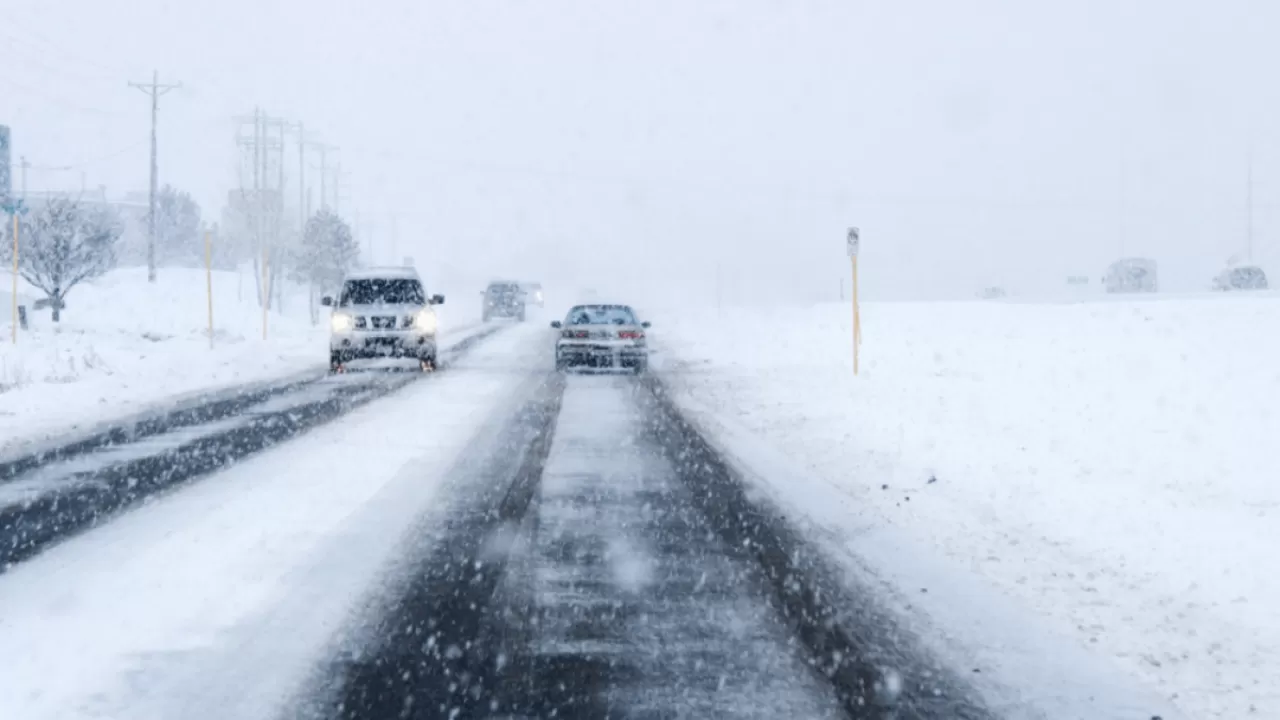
[0,267,473,456]
[653,295,1280,720]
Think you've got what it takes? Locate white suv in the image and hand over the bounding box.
[322,267,445,372]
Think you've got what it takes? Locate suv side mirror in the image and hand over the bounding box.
[641,321,651,328]
[320,296,333,307]
[431,294,445,305]
[550,321,562,329]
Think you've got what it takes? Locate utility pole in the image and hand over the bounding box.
[235,108,287,315]
[333,162,343,215]
[129,71,181,283]
[1246,149,1254,263]
[313,143,336,210]
[293,122,306,232]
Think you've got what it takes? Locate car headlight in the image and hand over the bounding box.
[413,310,438,334]
[331,313,354,333]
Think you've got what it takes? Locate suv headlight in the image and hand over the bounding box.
[331,313,355,333]
[413,310,438,334]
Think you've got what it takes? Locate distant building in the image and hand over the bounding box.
[0,124,11,202]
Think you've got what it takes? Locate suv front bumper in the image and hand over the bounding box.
[331,331,437,360]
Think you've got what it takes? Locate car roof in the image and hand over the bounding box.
[568,304,635,311]
[344,266,421,281]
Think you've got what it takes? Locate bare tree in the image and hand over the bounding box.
[152,184,202,268]
[2,196,121,322]
[292,210,358,324]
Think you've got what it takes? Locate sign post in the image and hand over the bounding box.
[846,227,861,375]
[2,198,26,344]
[204,229,214,349]
[262,246,270,341]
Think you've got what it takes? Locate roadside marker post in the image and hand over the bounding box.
[847,227,862,375]
[204,230,214,349]
[3,199,27,344]
[262,247,270,341]
[10,211,16,344]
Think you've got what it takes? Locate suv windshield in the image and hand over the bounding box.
[340,278,425,306]
[487,283,520,297]
[566,305,638,325]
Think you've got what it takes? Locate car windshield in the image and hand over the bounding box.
[566,305,638,325]
[1231,268,1265,285]
[340,278,424,306]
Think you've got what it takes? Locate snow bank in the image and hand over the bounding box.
[653,295,1280,720]
[0,266,472,455]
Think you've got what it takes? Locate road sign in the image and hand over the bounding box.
[846,227,860,257]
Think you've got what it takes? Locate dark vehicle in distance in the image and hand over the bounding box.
[483,281,526,322]
[551,304,650,373]
[1212,265,1269,291]
[1104,258,1158,293]
[521,281,545,307]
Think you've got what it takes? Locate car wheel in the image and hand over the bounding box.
[420,356,437,372]
[556,355,569,372]
[329,351,344,374]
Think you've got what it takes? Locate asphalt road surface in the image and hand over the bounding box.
[300,373,992,720]
[498,375,846,718]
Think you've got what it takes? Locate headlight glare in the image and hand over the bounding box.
[414,310,438,333]
[331,313,354,333]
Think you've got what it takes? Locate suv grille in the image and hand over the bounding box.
[369,316,397,330]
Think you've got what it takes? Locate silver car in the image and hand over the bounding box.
[1212,265,1268,291]
[551,304,650,373]
[323,267,445,372]
[1104,257,1158,293]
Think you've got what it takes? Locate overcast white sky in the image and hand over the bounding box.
[3,0,1279,303]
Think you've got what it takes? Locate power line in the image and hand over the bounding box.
[129,71,182,283]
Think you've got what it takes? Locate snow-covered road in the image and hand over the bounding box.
[0,323,549,720]
[498,376,845,717]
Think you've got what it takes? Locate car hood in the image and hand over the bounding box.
[338,303,428,313]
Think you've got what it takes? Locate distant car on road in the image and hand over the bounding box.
[551,304,650,373]
[482,280,526,322]
[977,286,1006,300]
[1212,265,1268,291]
[1104,258,1158,293]
[323,267,444,372]
[521,281,545,307]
